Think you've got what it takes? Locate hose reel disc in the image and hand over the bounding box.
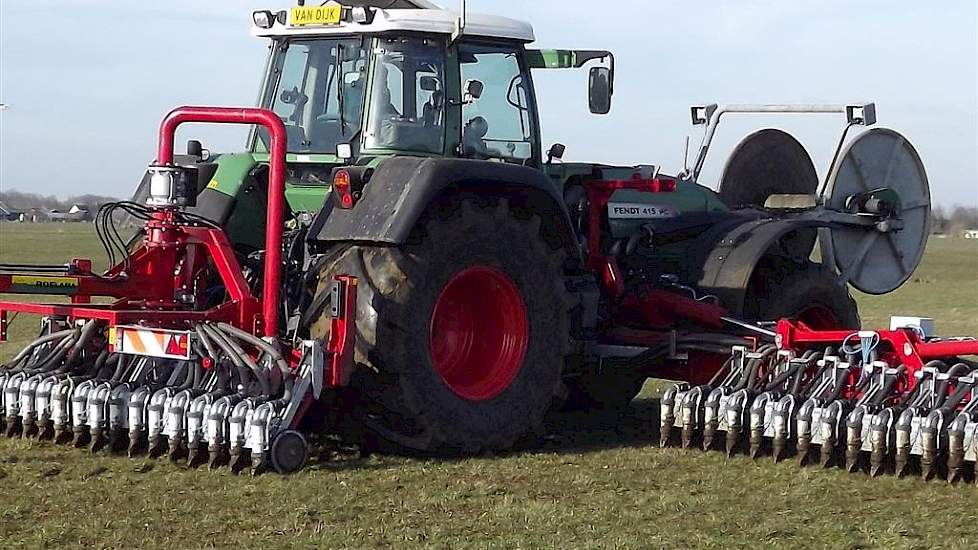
[719,129,819,208]
[820,128,931,295]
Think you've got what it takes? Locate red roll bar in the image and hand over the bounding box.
[157,106,287,337]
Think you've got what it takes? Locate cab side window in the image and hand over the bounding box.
[458,44,534,163]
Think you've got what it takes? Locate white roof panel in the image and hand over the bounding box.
[252,7,535,42]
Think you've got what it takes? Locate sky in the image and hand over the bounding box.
[1,0,975,207]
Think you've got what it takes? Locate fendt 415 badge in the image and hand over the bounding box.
[1,1,975,482]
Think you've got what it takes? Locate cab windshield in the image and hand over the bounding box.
[263,37,369,155]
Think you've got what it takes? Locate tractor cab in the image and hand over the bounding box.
[248,2,613,167]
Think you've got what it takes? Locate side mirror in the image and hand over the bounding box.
[187,140,209,161]
[187,140,203,158]
[420,76,440,92]
[588,67,613,115]
[547,143,566,163]
[464,79,484,102]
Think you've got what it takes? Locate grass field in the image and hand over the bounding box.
[0,223,976,549]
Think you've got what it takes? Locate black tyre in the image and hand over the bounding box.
[744,259,860,329]
[309,199,574,453]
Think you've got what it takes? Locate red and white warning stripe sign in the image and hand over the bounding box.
[110,326,194,360]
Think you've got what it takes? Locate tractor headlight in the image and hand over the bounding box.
[253,10,274,29]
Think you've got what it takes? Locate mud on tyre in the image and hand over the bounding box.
[309,199,575,454]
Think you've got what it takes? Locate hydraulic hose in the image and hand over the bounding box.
[216,323,291,379]
[200,324,268,396]
[177,360,195,391]
[824,367,851,402]
[3,328,75,368]
[790,351,821,396]
[90,349,110,378]
[31,334,77,375]
[899,360,947,407]
[109,354,128,382]
[199,324,253,391]
[940,370,975,412]
[735,345,777,392]
[212,326,271,397]
[871,365,907,407]
[65,320,100,369]
[933,363,972,409]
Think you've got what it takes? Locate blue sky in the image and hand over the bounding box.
[1,0,975,207]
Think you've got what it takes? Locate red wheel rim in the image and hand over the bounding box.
[429,266,529,401]
[796,304,839,330]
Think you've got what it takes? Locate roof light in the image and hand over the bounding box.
[253,10,274,29]
[336,143,353,160]
[275,10,288,25]
[350,6,370,23]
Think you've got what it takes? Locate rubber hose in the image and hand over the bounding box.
[212,326,270,396]
[176,360,195,390]
[934,363,972,409]
[4,328,76,369]
[200,324,261,395]
[765,361,803,392]
[898,361,946,407]
[216,323,291,378]
[735,346,777,392]
[825,366,853,402]
[941,374,975,412]
[872,365,907,407]
[90,348,110,378]
[26,330,77,371]
[110,354,129,382]
[194,325,221,363]
[65,321,100,368]
[32,335,77,375]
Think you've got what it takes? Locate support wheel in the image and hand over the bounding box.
[271,430,309,474]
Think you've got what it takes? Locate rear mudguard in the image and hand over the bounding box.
[697,218,827,316]
[307,157,581,259]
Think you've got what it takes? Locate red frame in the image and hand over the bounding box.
[0,106,286,338]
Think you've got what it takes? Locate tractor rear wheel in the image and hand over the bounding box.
[745,259,860,329]
[309,199,574,454]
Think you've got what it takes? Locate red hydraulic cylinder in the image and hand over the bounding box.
[156,106,287,338]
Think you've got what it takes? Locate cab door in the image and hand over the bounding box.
[454,41,542,166]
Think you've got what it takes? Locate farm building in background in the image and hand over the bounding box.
[0,202,23,221]
[26,206,91,223]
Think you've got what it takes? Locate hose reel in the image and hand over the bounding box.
[820,128,931,295]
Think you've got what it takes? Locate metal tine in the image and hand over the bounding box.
[702,346,753,451]
[920,368,975,480]
[947,384,978,483]
[894,364,945,477]
[750,350,820,460]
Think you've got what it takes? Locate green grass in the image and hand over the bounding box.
[0,223,976,549]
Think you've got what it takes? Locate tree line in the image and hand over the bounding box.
[0,189,120,211]
[931,205,978,235]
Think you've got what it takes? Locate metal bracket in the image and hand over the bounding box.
[687,103,877,182]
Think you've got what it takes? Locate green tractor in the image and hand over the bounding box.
[139,1,927,455]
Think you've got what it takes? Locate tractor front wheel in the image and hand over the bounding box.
[309,199,574,454]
